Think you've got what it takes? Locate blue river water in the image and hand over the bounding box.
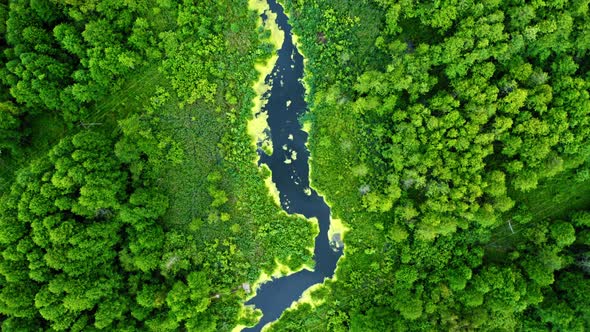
[244,0,343,330]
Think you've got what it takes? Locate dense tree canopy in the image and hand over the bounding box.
[0,131,215,330]
[351,0,590,240]
[0,0,164,121]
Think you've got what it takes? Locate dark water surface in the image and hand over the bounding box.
[244,0,343,330]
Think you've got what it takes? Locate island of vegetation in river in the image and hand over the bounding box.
[0,0,589,331]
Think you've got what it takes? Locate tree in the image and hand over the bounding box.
[0,101,23,156]
[550,221,576,248]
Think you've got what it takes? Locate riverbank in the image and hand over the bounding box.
[246,0,317,277]
[247,0,284,157]
[240,0,344,330]
[241,1,324,330]
[250,1,386,330]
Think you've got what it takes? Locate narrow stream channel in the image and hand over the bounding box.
[244,0,343,331]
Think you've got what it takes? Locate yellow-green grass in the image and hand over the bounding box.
[247,0,285,156]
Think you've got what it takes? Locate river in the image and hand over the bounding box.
[243,0,343,331]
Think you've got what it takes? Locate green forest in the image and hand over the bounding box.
[1,0,589,331]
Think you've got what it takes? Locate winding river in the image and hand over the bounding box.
[244,0,343,330]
